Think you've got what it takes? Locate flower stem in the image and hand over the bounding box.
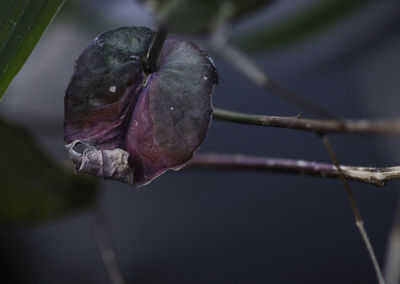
[145,25,168,73]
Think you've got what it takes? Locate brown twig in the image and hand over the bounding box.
[384,198,400,284]
[188,152,400,187]
[213,107,400,136]
[320,135,385,284]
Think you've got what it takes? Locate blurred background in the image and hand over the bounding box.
[1,0,400,283]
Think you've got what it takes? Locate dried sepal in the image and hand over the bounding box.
[66,140,134,185]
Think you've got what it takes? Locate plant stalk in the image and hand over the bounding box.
[213,108,400,136]
[145,25,168,73]
[320,135,385,284]
[188,152,400,187]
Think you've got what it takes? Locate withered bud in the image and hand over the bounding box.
[66,140,134,185]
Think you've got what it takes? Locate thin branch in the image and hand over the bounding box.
[209,3,386,283]
[384,198,400,284]
[209,3,339,120]
[320,135,385,284]
[213,107,400,136]
[187,152,400,187]
[94,205,125,284]
[145,25,168,73]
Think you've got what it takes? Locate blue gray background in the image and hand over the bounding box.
[1,0,400,283]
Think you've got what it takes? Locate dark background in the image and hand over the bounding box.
[1,0,400,283]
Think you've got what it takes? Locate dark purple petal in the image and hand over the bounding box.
[125,38,217,185]
[64,27,154,148]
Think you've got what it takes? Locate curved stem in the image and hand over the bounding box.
[213,107,400,136]
[145,25,168,73]
[210,4,339,120]
[188,152,400,187]
[320,135,385,284]
[384,198,400,284]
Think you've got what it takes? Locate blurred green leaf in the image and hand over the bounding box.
[0,0,65,99]
[0,118,98,225]
[142,0,273,34]
[230,0,374,53]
